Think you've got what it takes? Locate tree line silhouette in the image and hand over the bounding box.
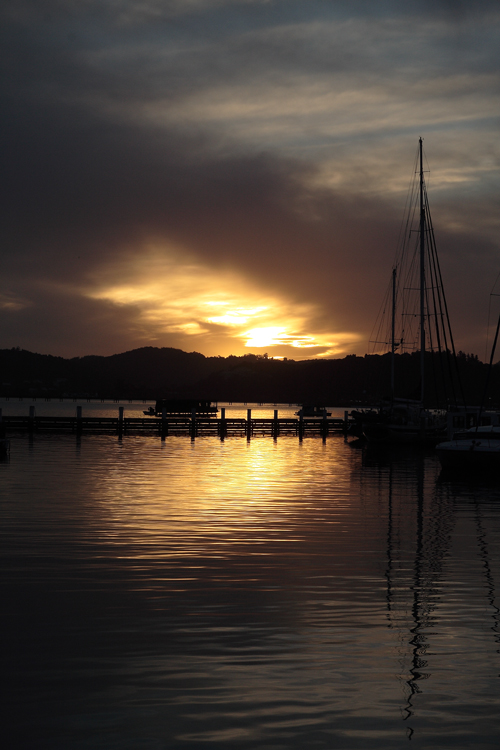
[0,346,497,408]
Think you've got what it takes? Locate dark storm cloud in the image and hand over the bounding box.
[1,86,393,345]
[1,0,499,357]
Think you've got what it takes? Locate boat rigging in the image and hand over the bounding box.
[353,138,463,443]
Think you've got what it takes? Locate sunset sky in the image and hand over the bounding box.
[2,0,499,360]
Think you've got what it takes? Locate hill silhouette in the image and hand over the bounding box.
[0,346,497,407]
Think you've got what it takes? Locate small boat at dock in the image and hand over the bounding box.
[152,399,218,416]
[295,405,331,418]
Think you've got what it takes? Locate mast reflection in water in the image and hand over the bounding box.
[2,430,500,749]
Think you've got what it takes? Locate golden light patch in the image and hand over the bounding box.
[207,306,268,327]
[85,245,359,358]
[244,327,286,348]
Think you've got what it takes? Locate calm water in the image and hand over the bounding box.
[2,404,500,749]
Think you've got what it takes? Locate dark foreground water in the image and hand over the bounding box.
[2,428,500,749]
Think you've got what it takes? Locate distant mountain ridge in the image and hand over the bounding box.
[0,346,496,406]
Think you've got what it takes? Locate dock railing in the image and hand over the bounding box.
[1,407,352,439]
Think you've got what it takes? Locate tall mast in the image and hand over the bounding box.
[419,138,425,404]
[391,266,396,401]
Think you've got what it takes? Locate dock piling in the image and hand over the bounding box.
[272,409,279,438]
[28,405,35,433]
[76,405,83,434]
[220,407,227,440]
[321,410,329,438]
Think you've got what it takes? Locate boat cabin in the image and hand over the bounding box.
[154,399,218,416]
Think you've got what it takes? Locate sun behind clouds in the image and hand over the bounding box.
[85,246,357,359]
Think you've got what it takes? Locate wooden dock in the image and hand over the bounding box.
[0,413,352,438]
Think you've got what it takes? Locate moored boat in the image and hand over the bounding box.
[355,139,461,444]
[360,398,447,444]
[437,313,500,472]
[436,424,500,472]
[153,399,218,416]
[295,405,331,418]
[0,419,9,456]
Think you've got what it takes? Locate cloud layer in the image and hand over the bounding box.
[1,0,499,359]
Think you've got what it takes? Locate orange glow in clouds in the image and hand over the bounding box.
[86,247,359,358]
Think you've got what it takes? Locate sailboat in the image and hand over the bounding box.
[353,139,461,444]
[436,312,500,471]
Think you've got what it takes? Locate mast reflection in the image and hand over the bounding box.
[361,445,456,739]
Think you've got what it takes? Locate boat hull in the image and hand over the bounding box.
[362,418,447,445]
[437,440,500,472]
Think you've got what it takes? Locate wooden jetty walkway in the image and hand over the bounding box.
[0,407,352,439]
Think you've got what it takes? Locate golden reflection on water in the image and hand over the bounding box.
[86,436,357,557]
[4,434,500,748]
